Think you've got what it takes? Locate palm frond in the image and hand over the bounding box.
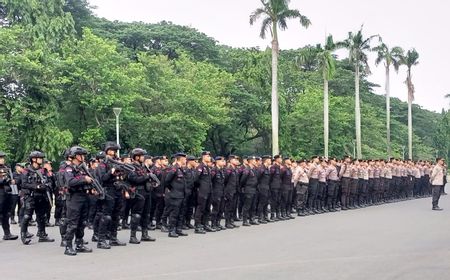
[260,17,272,39]
[249,8,267,25]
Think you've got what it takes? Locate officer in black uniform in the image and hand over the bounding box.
[20,151,55,244]
[163,153,188,238]
[63,146,93,256]
[240,156,259,226]
[181,156,198,229]
[269,155,282,221]
[9,163,23,225]
[211,156,226,231]
[256,155,272,224]
[0,151,18,240]
[224,155,240,229]
[56,149,72,247]
[127,148,157,244]
[97,141,127,249]
[194,151,213,234]
[149,156,165,230]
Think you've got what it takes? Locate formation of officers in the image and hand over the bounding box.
[0,142,447,256]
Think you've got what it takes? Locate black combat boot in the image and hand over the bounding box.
[3,229,18,240]
[97,239,111,249]
[129,231,140,244]
[75,238,92,253]
[38,232,55,243]
[141,230,156,242]
[176,229,188,236]
[204,224,216,232]
[110,237,126,246]
[21,232,31,245]
[194,225,206,234]
[64,243,77,256]
[168,229,179,238]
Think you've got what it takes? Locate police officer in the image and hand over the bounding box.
[20,151,55,244]
[256,155,271,223]
[210,156,226,230]
[194,151,213,234]
[430,157,445,211]
[240,156,258,226]
[97,141,127,249]
[9,163,23,225]
[294,160,309,216]
[181,156,198,229]
[63,146,93,256]
[0,151,18,240]
[56,149,72,247]
[326,158,340,212]
[127,148,156,244]
[280,157,294,219]
[224,155,240,229]
[163,153,188,237]
[149,156,165,230]
[269,155,282,221]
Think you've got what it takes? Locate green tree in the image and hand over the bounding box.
[250,0,310,155]
[400,48,419,159]
[338,26,378,158]
[373,41,403,159]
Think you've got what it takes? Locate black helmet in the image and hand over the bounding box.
[62,148,71,160]
[69,146,88,157]
[29,151,45,160]
[96,151,105,160]
[0,151,6,157]
[104,141,120,152]
[131,148,147,158]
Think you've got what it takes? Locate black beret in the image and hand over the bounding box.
[214,156,225,161]
[273,154,282,159]
[262,155,272,160]
[175,152,187,158]
[227,155,239,160]
[201,151,211,156]
[187,156,196,161]
[247,156,257,161]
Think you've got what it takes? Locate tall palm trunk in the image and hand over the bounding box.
[354,64,362,158]
[407,73,413,160]
[385,66,391,159]
[271,26,279,155]
[323,74,329,158]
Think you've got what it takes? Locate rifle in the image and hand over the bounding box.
[35,169,53,207]
[80,163,105,200]
[104,157,136,172]
[145,165,161,189]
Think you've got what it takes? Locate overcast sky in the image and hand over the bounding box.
[89,0,449,113]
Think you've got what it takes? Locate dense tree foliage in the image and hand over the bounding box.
[0,1,447,163]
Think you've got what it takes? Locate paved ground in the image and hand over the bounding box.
[1,192,449,280]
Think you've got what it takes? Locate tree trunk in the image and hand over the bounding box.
[385,66,391,159]
[271,27,280,156]
[355,64,362,159]
[324,76,329,158]
[408,86,413,160]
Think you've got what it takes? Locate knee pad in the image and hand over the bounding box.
[131,214,141,221]
[102,215,112,223]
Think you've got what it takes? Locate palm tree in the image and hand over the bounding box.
[338,26,378,159]
[400,49,419,160]
[250,0,311,155]
[318,35,336,158]
[373,41,403,159]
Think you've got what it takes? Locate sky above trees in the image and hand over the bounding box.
[89,0,450,113]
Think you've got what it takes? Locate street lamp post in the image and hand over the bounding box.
[113,107,122,157]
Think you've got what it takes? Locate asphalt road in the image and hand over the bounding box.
[1,192,449,280]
